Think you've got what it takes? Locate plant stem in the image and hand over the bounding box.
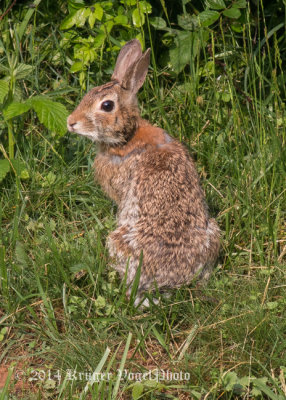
[7,120,14,159]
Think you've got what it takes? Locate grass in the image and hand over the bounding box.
[0,1,286,399]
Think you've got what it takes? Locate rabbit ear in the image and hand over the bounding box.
[122,48,151,93]
[112,39,143,84]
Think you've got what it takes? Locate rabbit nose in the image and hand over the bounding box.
[68,122,76,131]
[67,115,77,132]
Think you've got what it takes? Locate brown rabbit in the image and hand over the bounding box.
[67,39,220,305]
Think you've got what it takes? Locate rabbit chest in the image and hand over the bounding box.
[93,148,141,205]
[93,123,169,204]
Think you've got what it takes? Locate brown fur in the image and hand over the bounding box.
[108,122,166,157]
[67,39,220,303]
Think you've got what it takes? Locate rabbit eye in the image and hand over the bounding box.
[101,100,114,112]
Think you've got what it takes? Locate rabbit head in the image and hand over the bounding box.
[67,40,151,145]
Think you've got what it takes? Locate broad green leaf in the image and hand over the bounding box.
[74,44,97,63]
[93,32,106,48]
[132,382,144,400]
[75,7,91,27]
[233,0,246,7]
[169,31,200,73]
[13,63,33,80]
[139,1,152,14]
[122,0,136,5]
[223,371,238,391]
[198,10,220,27]
[252,379,280,400]
[94,295,106,309]
[231,22,244,32]
[89,11,96,28]
[31,97,68,136]
[68,0,84,13]
[60,11,78,30]
[93,4,104,20]
[60,7,90,30]
[70,61,84,73]
[206,0,226,10]
[178,14,198,30]
[132,8,145,27]
[223,7,241,19]
[89,4,104,28]
[149,17,166,29]
[0,159,10,183]
[114,15,128,25]
[100,20,114,33]
[3,101,31,120]
[265,301,279,310]
[0,80,9,104]
[221,92,231,102]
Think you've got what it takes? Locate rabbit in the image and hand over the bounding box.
[67,39,220,306]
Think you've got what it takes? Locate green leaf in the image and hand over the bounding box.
[60,11,78,30]
[0,160,11,183]
[94,32,106,48]
[43,379,57,390]
[13,63,33,80]
[0,159,30,180]
[31,97,69,136]
[265,301,279,310]
[231,22,244,32]
[94,295,106,309]
[123,0,136,5]
[221,92,231,102]
[89,4,104,28]
[70,61,84,73]
[139,1,152,14]
[132,8,145,27]
[75,7,91,27]
[1,327,8,335]
[132,382,144,399]
[198,10,220,27]
[169,31,200,73]
[100,20,114,33]
[3,101,31,120]
[233,0,247,7]
[189,390,203,400]
[223,7,241,19]
[74,44,97,63]
[252,379,280,400]
[178,14,198,30]
[60,7,90,30]
[223,371,238,391]
[114,15,128,25]
[206,0,226,10]
[0,80,9,103]
[15,241,30,266]
[94,4,104,20]
[11,159,30,179]
[88,11,96,28]
[149,17,166,29]
[68,0,84,12]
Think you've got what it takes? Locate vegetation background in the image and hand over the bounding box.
[0,0,285,398]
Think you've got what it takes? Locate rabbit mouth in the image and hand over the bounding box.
[68,123,124,145]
